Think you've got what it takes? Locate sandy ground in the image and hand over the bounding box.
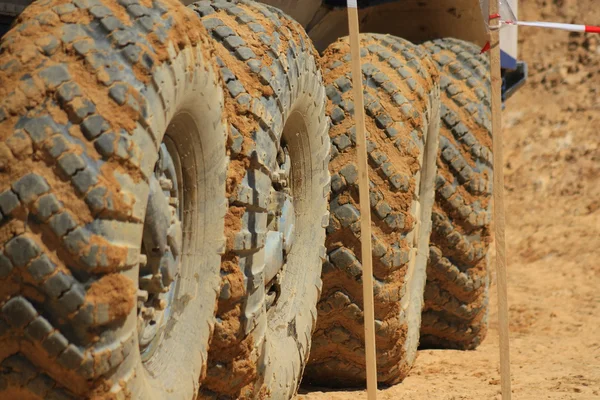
[297,0,600,398]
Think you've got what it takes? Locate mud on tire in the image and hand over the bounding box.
[419,38,493,350]
[304,33,440,387]
[190,1,329,399]
[0,0,227,398]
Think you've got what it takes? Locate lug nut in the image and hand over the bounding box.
[160,177,173,190]
[137,289,149,303]
[154,299,167,310]
[141,306,155,319]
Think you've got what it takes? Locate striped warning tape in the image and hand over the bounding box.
[507,20,600,33]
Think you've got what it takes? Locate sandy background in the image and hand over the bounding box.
[298,0,600,398]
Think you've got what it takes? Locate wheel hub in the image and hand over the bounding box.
[265,146,295,309]
[138,143,182,360]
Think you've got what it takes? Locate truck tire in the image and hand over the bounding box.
[0,0,227,399]
[190,1,329,399]
[304,33,440,387]
[419,38,492,350]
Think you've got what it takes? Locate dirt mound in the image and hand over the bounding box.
[298,0,600,398]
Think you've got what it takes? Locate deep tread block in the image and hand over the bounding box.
[5,236,41,267]
[2,296,37,329]
[42,271,72,298]
[13,174,50,204]
[81,115,109,140]
[333,134,351,151]
[235,47,255,61]
[73,39,93,56]
[49,212,78,237]
[94,131,117,157]
[72,168,98,194]
[45,135,70,159]
[57,153,85,176]
[63,227,91,254]
[27,255,56,281]
[25,316,54,341]
[339,164,357,185]
[85,186,107,213]
[57,344,84,370]
[0,190,20,216]
[41,331,69,357]
[39,64,71,89]
[65,97,96,122]
[330,106,345,124]
[100,16,124,32]
[0,254,13,278]
[332,203,360,227]
[108,83,127,105]
[23,116,59,144]
[34,194,62,221]
[57,285,86,314]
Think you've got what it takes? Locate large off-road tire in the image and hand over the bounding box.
[190,1,329,399]
[304,33,440,387]
[0,0,227,399]
[419,38,492,350]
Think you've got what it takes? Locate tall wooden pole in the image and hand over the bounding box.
[346,1,378,399]
[488,1,512,399]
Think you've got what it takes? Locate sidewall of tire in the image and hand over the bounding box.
[192,2,330,398]
[261,83,329,399]
[403,84,440,365]
[123,47,227,400]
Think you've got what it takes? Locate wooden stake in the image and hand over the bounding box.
[488,1,512,399]
[346,2,378,399]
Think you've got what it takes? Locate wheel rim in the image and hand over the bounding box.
[262,108,318,323]
[138,141,183,362]
[265,143,295,310]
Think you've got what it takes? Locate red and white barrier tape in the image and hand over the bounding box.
[507,20,600,33]
[482,18,600,53]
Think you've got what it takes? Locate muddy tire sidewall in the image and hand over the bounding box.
[261,85,329,399]
[133,54,227,399]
